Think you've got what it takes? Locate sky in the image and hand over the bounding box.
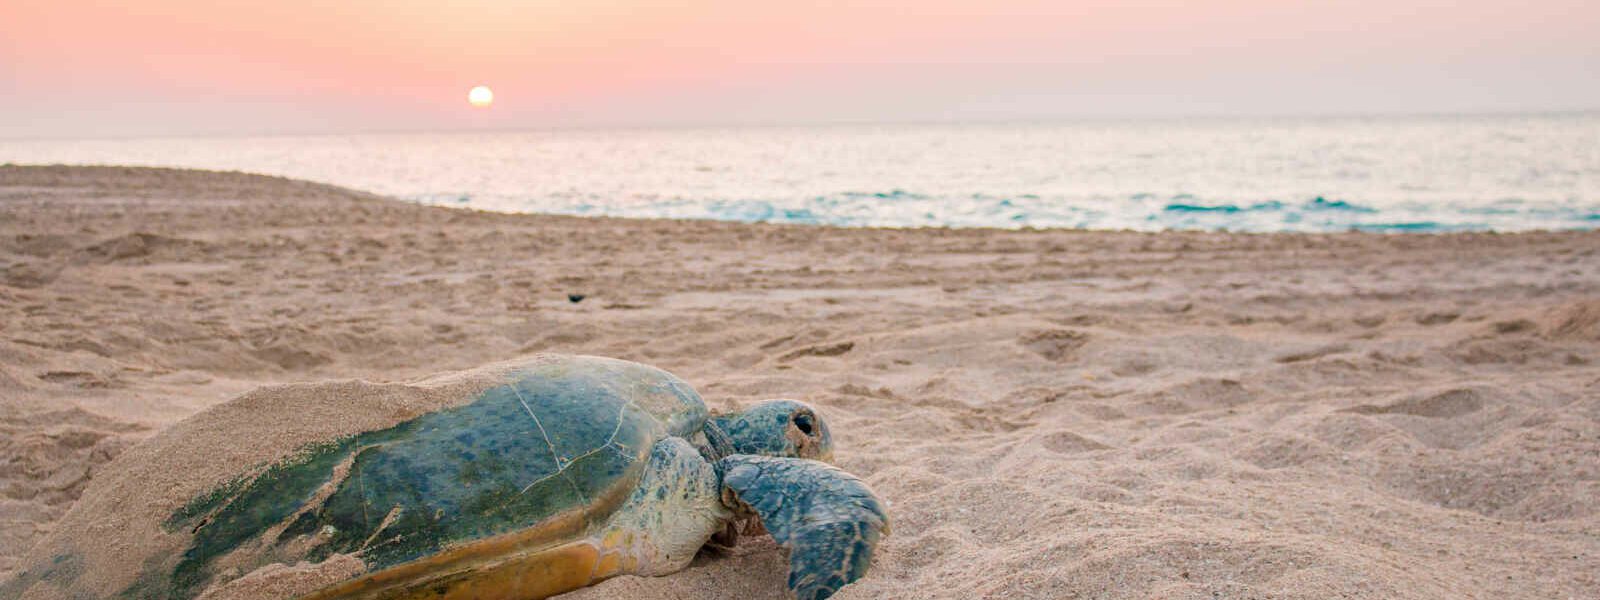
[3,0,1597,138]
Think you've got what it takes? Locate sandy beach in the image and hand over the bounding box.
[2,165,1597,598]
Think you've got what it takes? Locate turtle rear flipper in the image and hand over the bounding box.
[717,456,888,600]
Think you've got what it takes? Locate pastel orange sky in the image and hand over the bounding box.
[3,0,1596,138]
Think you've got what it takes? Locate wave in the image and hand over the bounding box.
[1163,197,1377,214]
[407,190,1600,234]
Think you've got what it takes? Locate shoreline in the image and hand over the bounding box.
[7,163,1595,236]
[2,165,1597,598]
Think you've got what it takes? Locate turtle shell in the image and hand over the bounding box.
[3,355,708,600]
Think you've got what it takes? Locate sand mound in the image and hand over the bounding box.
[77,232,215,264]
[1540,298,1600,341]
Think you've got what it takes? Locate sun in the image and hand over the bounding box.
[467,86,494,108]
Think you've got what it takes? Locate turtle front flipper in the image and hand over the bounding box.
[717,456,888,600]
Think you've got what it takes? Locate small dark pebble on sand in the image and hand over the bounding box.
[568,294,586,303]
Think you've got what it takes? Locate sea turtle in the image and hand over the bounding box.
[4,355,887,600]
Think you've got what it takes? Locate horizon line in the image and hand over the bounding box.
[3,107,1597,143]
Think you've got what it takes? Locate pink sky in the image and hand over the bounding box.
[3,0,1596,138]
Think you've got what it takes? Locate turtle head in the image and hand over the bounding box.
[709,400,834,463]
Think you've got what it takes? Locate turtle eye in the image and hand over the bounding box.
[793,412,815,436]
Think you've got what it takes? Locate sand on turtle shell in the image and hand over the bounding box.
[7,357,551,599]
[2,165,1598,599]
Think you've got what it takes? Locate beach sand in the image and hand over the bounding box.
[2,165,1597,598]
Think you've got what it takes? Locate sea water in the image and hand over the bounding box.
[3,114,1596,232]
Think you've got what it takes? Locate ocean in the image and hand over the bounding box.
[3,114,1596,232]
